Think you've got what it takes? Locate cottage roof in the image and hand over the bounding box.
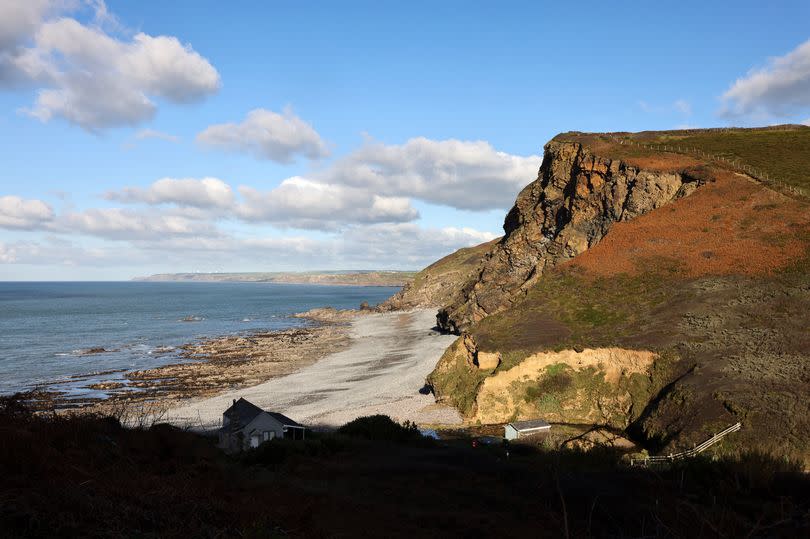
[224,397,263,426]
[509,419,551,431]
[266,411,303,428]
[220,398,304,432]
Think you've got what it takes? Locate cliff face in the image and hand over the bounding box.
[414,127,810,465]
[437,141,705,333]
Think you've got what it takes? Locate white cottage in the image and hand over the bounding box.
[504,419,551,441]
[218,398,305,452]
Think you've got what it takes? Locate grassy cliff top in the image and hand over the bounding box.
[556,124,810,196]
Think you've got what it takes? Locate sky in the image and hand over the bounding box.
[1,0,809,280]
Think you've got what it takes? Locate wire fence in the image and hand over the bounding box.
[630,422,742,467]
[608,136,808,199]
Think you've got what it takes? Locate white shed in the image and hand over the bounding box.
[504,419,551,440]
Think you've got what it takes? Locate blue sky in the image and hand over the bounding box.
[1,0,809,280]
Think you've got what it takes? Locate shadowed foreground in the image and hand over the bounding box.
[1,398,808,538]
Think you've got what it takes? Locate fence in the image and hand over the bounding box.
[630,422,742,467]
[608,136,808,199]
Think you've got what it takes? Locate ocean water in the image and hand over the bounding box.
[0,282,400,398]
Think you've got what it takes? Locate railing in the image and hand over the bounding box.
[630,422,742,467]
[607,136,808,199]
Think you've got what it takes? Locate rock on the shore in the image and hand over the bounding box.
[293,307,365,323]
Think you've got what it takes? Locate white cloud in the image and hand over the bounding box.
[0,192,224,242]
[109,223,496,270]
[60,208,220,240]
[0,242,17,263]
[0,237,134,266]
[0,195,54,229]
[236,177,418,229]
[105,177,234,209]
[135,235,325,259]
[196,107,330,163]
[721,38,810,119]
[105,175,419,230]
[105,136,538,232]
[0,1,220,129]
[0,0,54,50]
[323,137,541,211]
[341,223,497,265]
[0,209,498,274]
[135,128,180,143]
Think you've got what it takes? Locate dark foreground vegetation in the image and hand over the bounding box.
[1,397,808,538]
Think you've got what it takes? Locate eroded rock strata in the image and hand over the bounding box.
[438,141,706,333]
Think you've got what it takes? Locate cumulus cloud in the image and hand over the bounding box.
[0,0,54,51]
[721,38,810,119]
[0,192,224,242]
[0,195,54,229]
[323,137,541,211]
[236,177,418,229]
[60,208,220,240]
[105,177,234,209]
[196,107,330,163]
[0,208,498,274]
[0,238,133,266]
[105,175,419,230]
[341,223,498,265]
[0,1,220,129]
[109,223,496,270]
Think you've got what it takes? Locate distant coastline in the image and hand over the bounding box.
[134,271,416,287]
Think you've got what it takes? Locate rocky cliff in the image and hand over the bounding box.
[419,126,810,465]
[437,140,706,333]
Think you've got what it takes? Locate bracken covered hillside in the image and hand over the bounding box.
[415,126,810,466]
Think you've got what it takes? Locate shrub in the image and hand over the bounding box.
[336,415,423,442]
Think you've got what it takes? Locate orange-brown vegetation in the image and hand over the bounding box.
[566,170,810,279]
[578,137,707,171]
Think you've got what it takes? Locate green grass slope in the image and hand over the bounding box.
[380,238,499,310]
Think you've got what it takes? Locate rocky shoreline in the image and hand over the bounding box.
[33,308,369,416]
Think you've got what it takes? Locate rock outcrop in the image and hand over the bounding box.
[437,140,706,333]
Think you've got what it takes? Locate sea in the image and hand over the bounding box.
[0,281,400,399]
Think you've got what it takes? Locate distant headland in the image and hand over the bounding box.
[134,271,416,287]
